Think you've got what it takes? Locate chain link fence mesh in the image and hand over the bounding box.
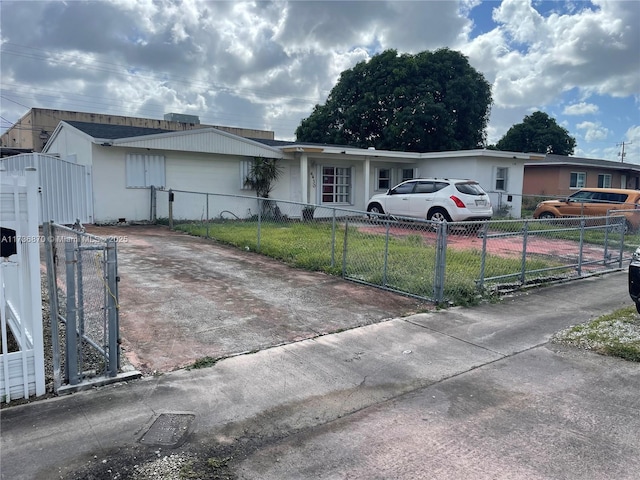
[155,189,635,305]
[45,223,118,386]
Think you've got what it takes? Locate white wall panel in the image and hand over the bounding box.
[0,153,93,224]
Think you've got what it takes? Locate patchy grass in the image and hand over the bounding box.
[552,306,640,362]
[176,220,564,306]
[187,356,220,370]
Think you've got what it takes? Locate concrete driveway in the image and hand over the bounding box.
[87,224,427,373]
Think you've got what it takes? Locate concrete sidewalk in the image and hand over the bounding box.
[1,271,639,479]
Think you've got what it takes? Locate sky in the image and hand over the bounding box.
[1,0,639,162]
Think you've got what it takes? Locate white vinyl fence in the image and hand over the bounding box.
[1,153,93,225]
[0,168,45,402]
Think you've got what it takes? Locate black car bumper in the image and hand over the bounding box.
[629,261,640,308]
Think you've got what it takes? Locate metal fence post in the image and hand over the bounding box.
[206,193,210,239]
[150,185,156,222]
[257,197,262,251]
[603,213,611,264]
[618,219,625,268]
[65,240,79,385]
[330,208,337,268]
[383,219,390,286]
[520,220,529,285]
[433,222,447,303]
[342,217,349,277]
[478,222,489,290]
[577,218,585,276]
[43,222,62,392]
[76,232,85,378]
[106,238,119,377]
[168,189,174,230]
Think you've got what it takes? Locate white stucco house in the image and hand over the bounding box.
[37,120,532,223]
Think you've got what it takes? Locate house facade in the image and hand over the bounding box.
[34,120,534,223]
[524,154,640,198]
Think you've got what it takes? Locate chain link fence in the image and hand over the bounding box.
[154,188,635,306]
[43,222,120,392]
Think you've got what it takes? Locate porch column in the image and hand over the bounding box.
[364,156,371,206]
[300,153,309,204]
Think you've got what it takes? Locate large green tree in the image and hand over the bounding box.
[295,49,492,152]
[494,111,576,155]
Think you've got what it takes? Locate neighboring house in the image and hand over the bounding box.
[524,154,640,198]
[0,108,275,152]
[32,120,534,223]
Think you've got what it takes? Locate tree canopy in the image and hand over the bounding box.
[295,49,492,152]
[494,111,576,156]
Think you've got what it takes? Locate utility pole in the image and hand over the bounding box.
[617,141,632,163]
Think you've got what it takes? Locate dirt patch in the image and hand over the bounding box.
[358,223,613,269]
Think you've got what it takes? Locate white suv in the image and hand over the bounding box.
[366,178,493,222]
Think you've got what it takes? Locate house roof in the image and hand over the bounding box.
[525,154,640,172]
[65,121,171,139]
[46,120,285,158]
[248,137,358,149]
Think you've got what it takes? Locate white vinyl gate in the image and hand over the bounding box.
[0,153,93,225]
[0,168,45,401]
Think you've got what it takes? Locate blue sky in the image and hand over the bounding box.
[1,0,638,162]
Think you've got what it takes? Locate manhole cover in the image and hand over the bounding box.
[139,413,195,447]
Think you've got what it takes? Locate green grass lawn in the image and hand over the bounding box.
[176,220,567,305]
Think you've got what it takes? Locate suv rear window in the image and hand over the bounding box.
[455,182,484,196]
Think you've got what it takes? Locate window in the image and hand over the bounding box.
[377,168,391,190]
[401,168,415,182]
[415,181,434,194]
[126,154,165,188]
[569,190,595,201]
[598,174,612,188]
[495,167,508,191]
[570,172,586,189]
[321,166,351,204]
[392,181,416,194]
[240,160,252,189]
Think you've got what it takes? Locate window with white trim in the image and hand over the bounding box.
[240,160,253,189]
[376,168,391,190]
[570,172,586,189]
[598,174,612,188]
[126,154,165,188]
[321,166,352,204]
[495,167,508,191]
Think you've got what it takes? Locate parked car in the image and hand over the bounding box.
[533,188,640,233]
[366,178,493,222]
[629,247,640,313]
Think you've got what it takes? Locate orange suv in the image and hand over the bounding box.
[533,187,640,233]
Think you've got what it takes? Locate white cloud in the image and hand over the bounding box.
[576,121,610,142]
[564,102,599,116]
[0,0,638,161]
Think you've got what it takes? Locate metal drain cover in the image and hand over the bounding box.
[139,413,195,447]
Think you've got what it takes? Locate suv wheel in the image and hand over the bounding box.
[428,208,452,223]
[367,203,385,221]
